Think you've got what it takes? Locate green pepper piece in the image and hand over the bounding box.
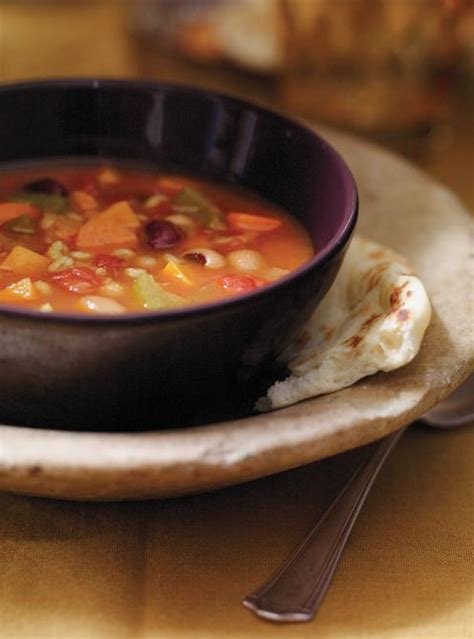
[9,192,68,214]
[5,213,38,235]
[133,272,184,310]
[171,187,226,230]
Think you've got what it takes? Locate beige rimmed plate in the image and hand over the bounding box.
[0,128,472,501]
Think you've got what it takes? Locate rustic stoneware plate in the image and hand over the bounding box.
[0,128,472,500]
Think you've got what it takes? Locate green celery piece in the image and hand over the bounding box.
[9,192,68,214]
[5,213,38,234]
[172,187,225,230]
[133,273,184,310]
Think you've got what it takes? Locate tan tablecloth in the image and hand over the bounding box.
[1,425,473,639]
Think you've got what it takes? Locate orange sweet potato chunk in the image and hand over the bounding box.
[76,201,140,250]
[1,246,50,278]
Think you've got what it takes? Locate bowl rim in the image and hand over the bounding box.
[0,78,358,325]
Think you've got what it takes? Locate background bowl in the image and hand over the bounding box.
[0,80,357,430]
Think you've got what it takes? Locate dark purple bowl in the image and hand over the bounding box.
[0,79,357,430]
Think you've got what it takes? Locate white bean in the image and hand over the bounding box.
[184,248,226,269]
[227,249,264,272]
[78,296,126,315]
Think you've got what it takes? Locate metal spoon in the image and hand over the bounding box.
[243,374,474,623]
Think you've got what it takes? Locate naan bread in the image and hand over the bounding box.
[258,235,432,411]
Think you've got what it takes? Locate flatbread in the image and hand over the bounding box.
[258,235,432,410]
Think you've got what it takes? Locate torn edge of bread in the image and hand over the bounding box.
[256,235,432,411]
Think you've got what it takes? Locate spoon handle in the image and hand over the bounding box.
[243,428,405,623]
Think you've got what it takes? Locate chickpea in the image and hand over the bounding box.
[78,296,126,315]
[227,249,264,272]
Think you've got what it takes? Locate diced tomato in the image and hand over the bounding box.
[93,254,123,277]
[216,275,265,293]
[50,267,101,294]
[227,212,282,232]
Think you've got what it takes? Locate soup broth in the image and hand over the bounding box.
[0,164,314,314]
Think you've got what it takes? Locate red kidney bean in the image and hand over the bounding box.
[145,220,183,249]
[184,252,207,265]
[23,178,69,197]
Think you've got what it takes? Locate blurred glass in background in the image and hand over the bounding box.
[0,0,472,206]
[134,0,474,136]
[281,0,469,134]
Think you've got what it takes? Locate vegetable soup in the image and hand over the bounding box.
[0,164,314,314]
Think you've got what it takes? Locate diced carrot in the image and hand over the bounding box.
[70,190,98,213]
[227,212,282,232]
[76,201,140,250]
[1,246,50,278]
[156,176,189,196]
[0,277,38,302]
[0,202,41,225]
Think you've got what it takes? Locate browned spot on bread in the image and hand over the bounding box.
[365,262,390,291]
[362,313,382,330]
[29,465,42,476]
[344,334,364,348]
[406,290,413,297]
[397,309,410,321]
[325,327,335,341]
[390,281,409,310]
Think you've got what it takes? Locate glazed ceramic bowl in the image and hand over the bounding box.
[0,80,357,430]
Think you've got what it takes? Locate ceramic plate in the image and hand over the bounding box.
[1,128,472,500]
